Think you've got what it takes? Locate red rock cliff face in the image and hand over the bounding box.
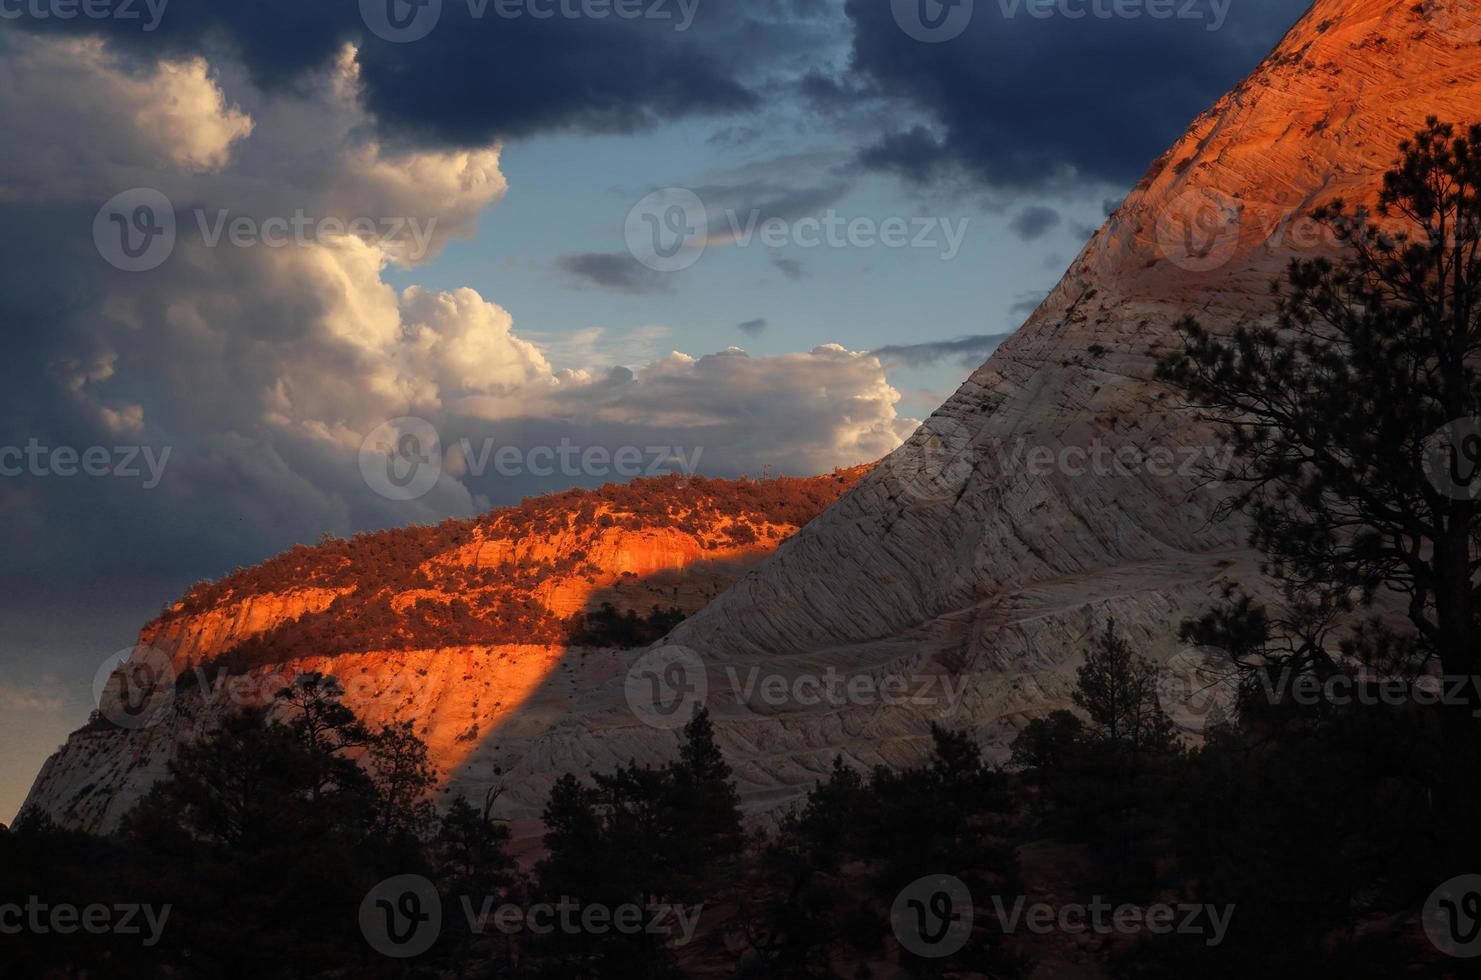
[137,469,867,672]
[142,588,352,670]
[24,469,868,832]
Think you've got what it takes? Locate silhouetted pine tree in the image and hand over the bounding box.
[1157,116,1481,861]
[1072,619,1180,769]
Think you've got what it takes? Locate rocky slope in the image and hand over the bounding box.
[449,0,1481,820]
[26,0,1481,834]
[22,470,865,832]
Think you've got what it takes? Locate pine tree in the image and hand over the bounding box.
[1072,620,1180,766]
[667,705,745,882]
[368,719,437,838]
[1158,117,1481,856]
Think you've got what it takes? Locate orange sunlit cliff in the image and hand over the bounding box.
[27,468,868,831]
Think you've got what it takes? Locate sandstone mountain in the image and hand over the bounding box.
[24,0,1481,834]
[22,470,865,831]
[456,0,1481,821]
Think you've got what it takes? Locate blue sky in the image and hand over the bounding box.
[388,124,1110,419]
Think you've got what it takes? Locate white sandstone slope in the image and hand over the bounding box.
[475,0,1481,819]
[24,0,1481,832]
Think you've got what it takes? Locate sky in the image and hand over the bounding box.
[0,0,1309,821]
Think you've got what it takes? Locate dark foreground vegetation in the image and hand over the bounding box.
[0,626,1461,978]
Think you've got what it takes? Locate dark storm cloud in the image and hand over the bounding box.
[737,318,768,335]
[557,252,670,294]
[871,332,1015,370]
[5,0,800,147]
[354,13,757,147]
[839,0,1307,189]
[0,202,295,589]
[2,0,353,87]
[1009,205,1061,241]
